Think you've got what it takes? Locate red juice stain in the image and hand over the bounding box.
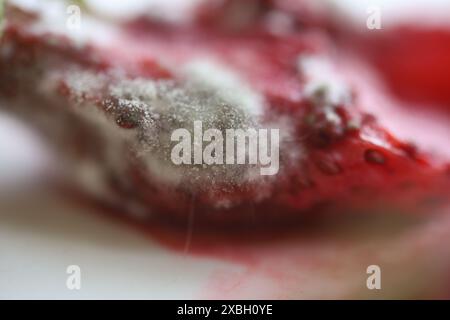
[58,183,450,299]
[61,185,329,265]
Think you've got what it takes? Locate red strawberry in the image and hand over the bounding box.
[193,0,330,33]
[0,1,449,228]
[352,27,450,111]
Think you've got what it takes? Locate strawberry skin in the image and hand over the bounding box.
[360,27,450,110]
